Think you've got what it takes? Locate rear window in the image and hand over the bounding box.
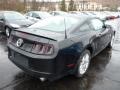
[29,16,80,32]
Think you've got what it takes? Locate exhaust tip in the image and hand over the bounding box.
[39,77,46,82]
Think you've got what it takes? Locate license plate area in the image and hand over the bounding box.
[12,51,28,67]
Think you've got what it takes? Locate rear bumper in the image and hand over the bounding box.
[8,48,55,79]
[8,43,79,80]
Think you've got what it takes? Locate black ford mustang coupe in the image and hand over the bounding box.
[8,16,115,81]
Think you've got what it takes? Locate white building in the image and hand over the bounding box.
[25,0,103,11]
[65,0,103,11]
[117,7,120,11]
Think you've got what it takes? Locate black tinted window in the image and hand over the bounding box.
[32,13,40,18]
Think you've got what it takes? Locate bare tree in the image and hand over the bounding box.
[23,0,27,11]
[0,0,8,10]
[31,0,39,10]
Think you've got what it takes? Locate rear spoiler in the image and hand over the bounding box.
[11,30,57,42]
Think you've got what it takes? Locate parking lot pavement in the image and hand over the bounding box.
[0,32,120,90]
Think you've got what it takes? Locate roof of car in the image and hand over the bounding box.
[64,14,95,20]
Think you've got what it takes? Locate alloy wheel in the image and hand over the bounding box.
[79,53,90,75]
[110,36,115,47]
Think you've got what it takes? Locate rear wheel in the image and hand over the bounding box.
[75,50,91,77]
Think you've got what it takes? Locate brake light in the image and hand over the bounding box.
[32,43,54,55]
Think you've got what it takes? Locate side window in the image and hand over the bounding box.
[26,12,32,17]
[74,23,90,33]
[54,12,59,16]
[32,13,40,18]
[79,23,90,32]
[91,19,104,30]
[29,13,32,17]
[50,12,54,16]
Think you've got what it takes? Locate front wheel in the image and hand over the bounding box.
[108,35,115,48]
[75,50,91,77]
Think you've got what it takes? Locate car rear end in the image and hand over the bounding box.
[7,30,59,80]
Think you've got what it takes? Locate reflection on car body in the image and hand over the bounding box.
[8,16,115,81]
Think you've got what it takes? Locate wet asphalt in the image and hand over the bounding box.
[0,28,120,90]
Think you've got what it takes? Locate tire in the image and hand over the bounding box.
[5,27,11,37]
[75,50,91,77]
[107,35,115,48]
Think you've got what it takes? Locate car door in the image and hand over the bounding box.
[90,19,109,53]
[0,13,5,32]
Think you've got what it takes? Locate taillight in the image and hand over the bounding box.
[32,43,54,55]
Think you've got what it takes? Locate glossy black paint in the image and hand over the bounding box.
[8,16,114,81]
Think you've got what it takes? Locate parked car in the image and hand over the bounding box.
[69,11,90,16]
[0,11,34,37]
[104,12,120,20]
[81,11,96,16]
[8,16,115,81]
[25,11,52,22]
[88,11,119,20]
[50,11,68,16]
